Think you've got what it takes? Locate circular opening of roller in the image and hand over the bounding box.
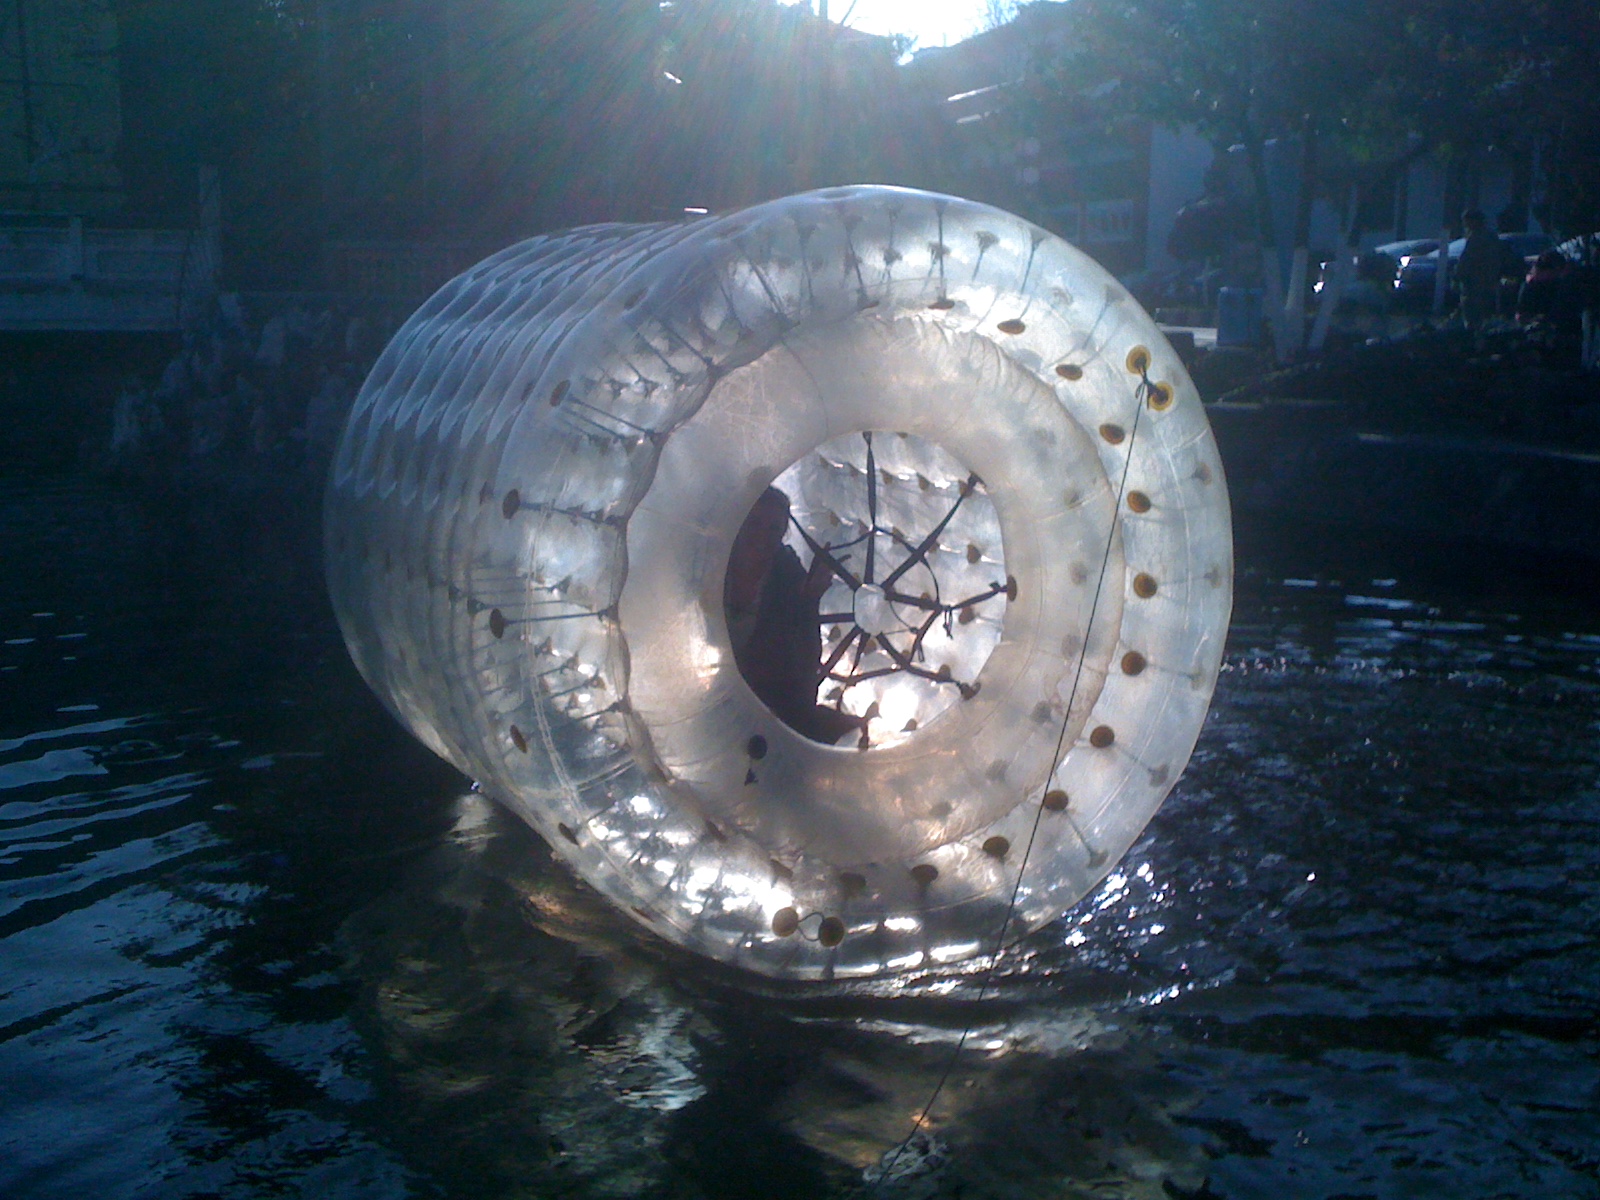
[723,431,1006,750]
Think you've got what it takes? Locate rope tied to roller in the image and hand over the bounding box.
[871,357,1158,1190]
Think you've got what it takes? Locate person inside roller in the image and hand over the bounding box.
[725,487,862,744]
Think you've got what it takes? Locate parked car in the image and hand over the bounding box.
[1312,247,1411,309]
[1393,232,1553,309]
[1311,238,1440,312]
[1555,232,1600,264]
[1377,236,1441,266]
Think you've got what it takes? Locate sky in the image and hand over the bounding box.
[792,0,999,50]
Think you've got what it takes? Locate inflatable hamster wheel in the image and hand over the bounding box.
[325,186,1231,981]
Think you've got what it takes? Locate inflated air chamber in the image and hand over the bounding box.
[325,186,1232,981]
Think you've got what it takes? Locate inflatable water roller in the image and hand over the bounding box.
[325,186,1232,981]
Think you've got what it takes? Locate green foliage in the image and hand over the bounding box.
[647,0,927,211]
[1034,0,1600,239]
[112,0,942,282]
[115,0,320,280]
[106,0,1600,288]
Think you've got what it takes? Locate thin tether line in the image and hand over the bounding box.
[869,367,1154,1191]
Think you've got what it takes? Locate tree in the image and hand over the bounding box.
[104,0,952,282]
[1029,0,1425,355]
[644,0,928,213]
[115,0,321,282]
[1027,0,1600,350]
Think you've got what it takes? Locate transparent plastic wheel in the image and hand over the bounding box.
[325,186,1232,981]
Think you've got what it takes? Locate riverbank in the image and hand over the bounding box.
[1195,322,1600,578]
[0,292,392,483]
[8,305,1600,596]
[0,294,394,599]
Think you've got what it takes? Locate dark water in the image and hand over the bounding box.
[3,475,1599,1200]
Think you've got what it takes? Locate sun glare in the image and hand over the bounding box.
[793,0,995,50]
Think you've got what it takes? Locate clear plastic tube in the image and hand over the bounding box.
[325,186,1232,981]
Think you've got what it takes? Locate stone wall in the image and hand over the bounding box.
[85,292,404,493]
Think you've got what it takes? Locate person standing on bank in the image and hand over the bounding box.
[1456,209,1503,337]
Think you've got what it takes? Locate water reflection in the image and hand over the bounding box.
[339,793,1214,1198]
[3,479,1599,1198]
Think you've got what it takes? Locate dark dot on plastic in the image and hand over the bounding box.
[769,859,794,882]
[502,489,521,519]
[929,297,955,310]
[983,836,1011,858]
[509,724,528,753]
[1056,363,1084,380]
[966,543,982,563]
[1127,491,1151,513]
[818,916,846,948]
[1099,423,1126,444]
[704,820,727,842]
[622,290,644,310]
[1042,789,1069,811]
[1005,575,1019,601]
[1133,573,1158,598]
[1122,650,1148,675]
[959,606,975,625]
[747,734,768,760]
[1148,381,1174,411]
[549,379,570,406]
[1090,725,1116,748]
[1194,461,1213,483]
[558,822,579,845]
[910,863,939,886]
[744,768,758,785]
[839,871,867,896]
[998,318,1026,335]
[1126,345,1151,374]
[489,609,507,639]
[772,907,800,937]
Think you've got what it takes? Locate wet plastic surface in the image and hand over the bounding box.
[324,186,1233,979]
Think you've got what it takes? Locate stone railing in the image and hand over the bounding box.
[0,215,217,331]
